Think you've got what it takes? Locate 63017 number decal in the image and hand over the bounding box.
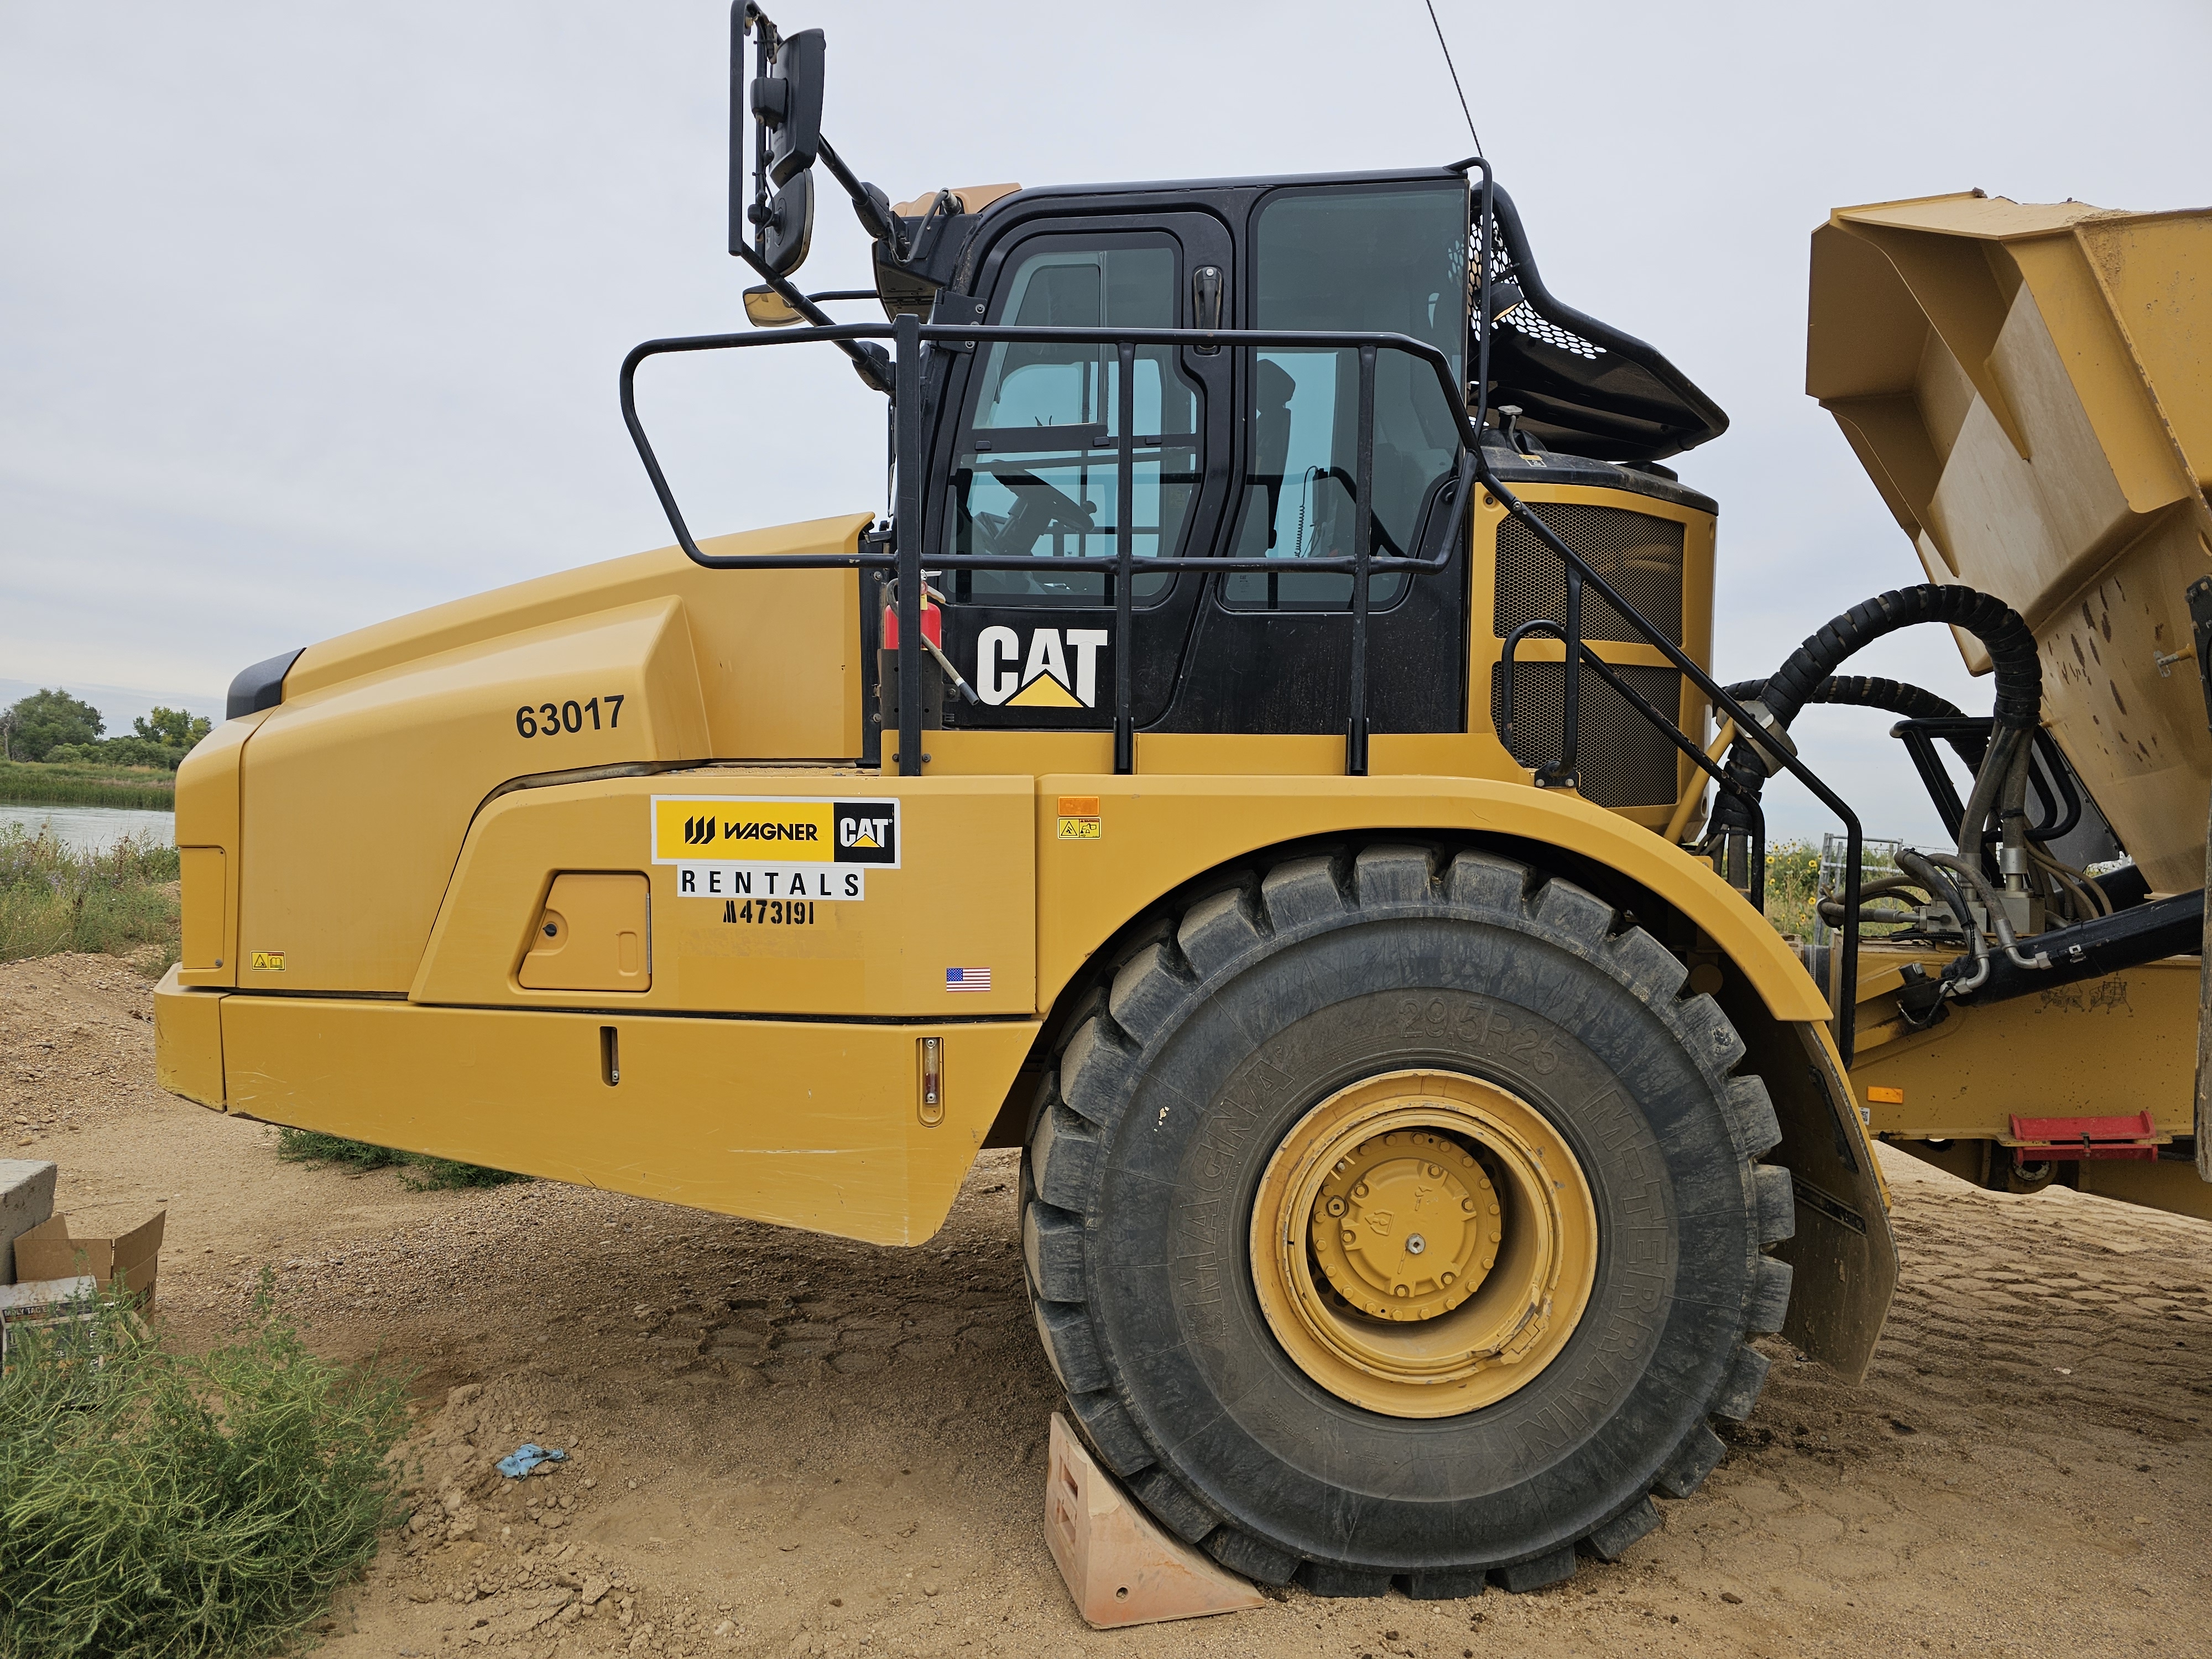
[515,695,625,739]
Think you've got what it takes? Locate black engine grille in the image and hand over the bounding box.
[1489,662,1684,808]
[1495,503,1685,647]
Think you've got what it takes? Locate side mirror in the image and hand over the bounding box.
[760,170,813,277]
[751,27,823,185]
[742,285,805,328]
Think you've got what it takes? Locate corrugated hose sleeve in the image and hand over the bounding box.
[1713,585,2041,833]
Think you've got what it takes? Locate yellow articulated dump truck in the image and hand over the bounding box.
[151,4,2208,1600]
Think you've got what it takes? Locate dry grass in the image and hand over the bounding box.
[0,826,179,971]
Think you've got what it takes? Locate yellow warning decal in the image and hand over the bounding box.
[249,951,285,972]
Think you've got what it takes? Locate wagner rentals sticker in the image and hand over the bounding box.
[652,796,897,902]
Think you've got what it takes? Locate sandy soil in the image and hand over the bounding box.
[6,950,2212,1658]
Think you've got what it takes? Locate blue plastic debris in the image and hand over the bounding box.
[497,1443,568,1479]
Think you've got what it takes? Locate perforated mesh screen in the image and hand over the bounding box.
[1494,503,1685,648]
[1468,224,1606,360]
[1488,663,1683,808]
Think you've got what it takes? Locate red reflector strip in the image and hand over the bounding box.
[2006,1110,2161,1161]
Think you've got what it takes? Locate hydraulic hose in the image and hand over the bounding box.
[1718,674,1986,772]
[1713,585,2041,839]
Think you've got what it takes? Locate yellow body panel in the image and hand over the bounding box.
[1848,944,2198,1142]
[152,967,225,1107]
[411,772,1037,1018]
[1029,771,1826,1024]
[173,710,264,987]
[242,597,710,993]
[218,996,1038,1245]
[1809,194,2212,891]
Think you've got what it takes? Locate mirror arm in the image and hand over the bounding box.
[816,137,906,258]
[729,240,891,393]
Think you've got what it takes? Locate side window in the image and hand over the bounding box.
[947,239,1201,604]
[1224,186,1468,611]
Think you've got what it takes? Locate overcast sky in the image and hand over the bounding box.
[4,2,2208,841]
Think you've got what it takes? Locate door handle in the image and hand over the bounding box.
[1192,265,1224,353]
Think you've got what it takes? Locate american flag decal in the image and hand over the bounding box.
[945,967,992,993]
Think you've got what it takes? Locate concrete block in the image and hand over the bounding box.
[0,1162,58,1286]
[1044,1411,1263,1630]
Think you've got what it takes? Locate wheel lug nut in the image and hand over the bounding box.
[1425,1162,1442,1178]
[1324,1196,1347,1217]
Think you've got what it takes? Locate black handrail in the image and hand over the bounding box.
[1476,463,1866,1061]
[1496,621,1768,912]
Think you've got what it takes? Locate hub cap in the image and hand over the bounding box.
[1250,1070,1600,1418]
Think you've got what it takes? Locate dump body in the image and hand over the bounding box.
[1809,193,2212,1218]
[1809,193,2212,893]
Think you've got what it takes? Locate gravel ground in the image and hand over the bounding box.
[6,950,2211,1657]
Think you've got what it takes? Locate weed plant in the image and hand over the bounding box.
[276,1128,529,1191]
[0,826,179,969]
[1762,837,1823,938]
[0,1274,410,1658]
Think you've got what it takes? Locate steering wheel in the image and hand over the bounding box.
[992,472,1097,553]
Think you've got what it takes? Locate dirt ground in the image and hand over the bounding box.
[7,950,2211,1658]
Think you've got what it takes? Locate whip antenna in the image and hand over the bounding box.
[1423,0,1483,157]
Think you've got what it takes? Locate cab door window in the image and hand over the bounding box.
[1224,185,1468,610]
[948,239,1201,604]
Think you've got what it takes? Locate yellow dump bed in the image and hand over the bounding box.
[1808,192,2212,891]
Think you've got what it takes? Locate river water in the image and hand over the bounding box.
[0,803,176,854]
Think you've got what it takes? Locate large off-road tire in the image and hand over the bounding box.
[1020,846,1794,1596]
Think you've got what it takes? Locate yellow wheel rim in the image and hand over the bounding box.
[1250,1069,1599,1418]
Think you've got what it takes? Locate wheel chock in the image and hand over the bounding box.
[1045,1411,1265,1629]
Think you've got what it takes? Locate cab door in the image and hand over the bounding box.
[925,210,1233,731]
[1170,180,1473,734]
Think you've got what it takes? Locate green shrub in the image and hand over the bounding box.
[44,739,186,773]
[275,1128,529,1191]
[0,826,180,969]
[0,1274,411,1658]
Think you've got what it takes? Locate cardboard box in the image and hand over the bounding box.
[1,1159,58,1285]
[0,1273,98,1366]
[13,1207,165,1308]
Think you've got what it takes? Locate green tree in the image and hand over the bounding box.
[133,705,212,751]
[5,688,104,761]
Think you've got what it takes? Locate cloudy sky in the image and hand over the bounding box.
[4,1,2208,840]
